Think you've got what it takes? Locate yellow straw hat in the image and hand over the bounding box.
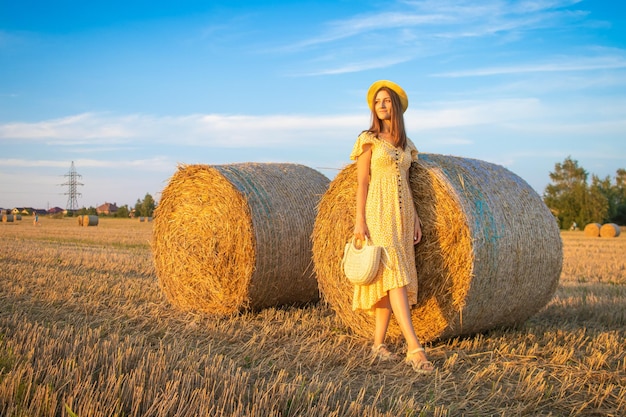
[367,80,408,113]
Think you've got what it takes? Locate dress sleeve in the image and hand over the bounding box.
[407,138,419,161]
[349,132,376,161]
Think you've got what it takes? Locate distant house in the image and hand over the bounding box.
[96,202,118,215]
[48,207,64,215]
[11,207,34,215]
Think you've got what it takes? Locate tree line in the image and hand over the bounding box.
[77,193,156,218]
[543,156,625,230]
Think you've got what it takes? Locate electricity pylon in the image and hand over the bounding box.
[61,161,83,212]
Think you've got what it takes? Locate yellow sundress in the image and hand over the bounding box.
[350,131,419,311]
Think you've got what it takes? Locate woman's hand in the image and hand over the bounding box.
[354,220,370,245]
[413,211,422,245]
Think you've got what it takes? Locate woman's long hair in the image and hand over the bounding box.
[367,86,407,149]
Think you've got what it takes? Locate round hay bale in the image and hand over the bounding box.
[82,215,99,227]
[312,154,563,342]
[153,163,330,315]
[139,217,145,222]
[15,214,22,221]
[583,223,601,237]
[600,223,620,238]
[77,215,83,226]
[2,214,14,223]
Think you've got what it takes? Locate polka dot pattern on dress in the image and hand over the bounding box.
[349,132,419,312]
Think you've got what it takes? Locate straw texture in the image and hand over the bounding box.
[584,223,601,237]
[153,163,329,315]
[600,223,621,238]
[312,154,563,342]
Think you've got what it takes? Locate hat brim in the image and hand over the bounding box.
[367,80,408,113]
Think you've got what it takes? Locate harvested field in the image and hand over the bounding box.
[1,218,624,416]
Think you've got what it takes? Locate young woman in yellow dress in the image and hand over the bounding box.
[350,80,434,374]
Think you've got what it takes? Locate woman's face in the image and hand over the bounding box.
[374,89,393,121]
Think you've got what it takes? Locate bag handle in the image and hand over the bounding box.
[343,236,391,271]
[351,236,370,251]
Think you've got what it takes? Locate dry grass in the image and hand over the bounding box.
[0,218,624,416]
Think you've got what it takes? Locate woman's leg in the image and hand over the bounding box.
[373,295,392,346]
[388,286,429,363]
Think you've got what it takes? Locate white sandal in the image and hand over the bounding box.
[405,347,435,374]
[371,344,399,361]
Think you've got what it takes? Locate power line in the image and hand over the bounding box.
[60,161,83,212]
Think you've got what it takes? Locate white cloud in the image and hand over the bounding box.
[0,112,367,148]
[0,157,172,171]
[275,0,598,75]
[293,55,416,76]
[406,98,542,130]
[432,55,626,77]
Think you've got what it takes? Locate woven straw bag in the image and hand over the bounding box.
[341,237,386,285]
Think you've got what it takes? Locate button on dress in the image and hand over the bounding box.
[350,131,419,312]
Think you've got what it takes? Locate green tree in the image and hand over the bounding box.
[587,175,609,224]
[134,198,142,217]
[115,204,130,218]
[543,156,589,229]
[611,168,626,224]
[134,193,156,217]
[141,193,156,217]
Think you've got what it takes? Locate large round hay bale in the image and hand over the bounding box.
[583,223,601,237]
[82,215,99,226]
[77,215,83,226]
[153,163,330,315]
[2,214,14,223]
[600,223,620,238]
[15,214,22,221]
[312,154,563,342]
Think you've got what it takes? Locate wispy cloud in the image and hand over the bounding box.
[282,0,585,50]
[0,157,172,171]
[0,113,138,142]
[406,98,543,130]
[280,12,450,51]
[278,0,595,75]
[0,112,366,148]
[293,55,416,76]
[432,55,626,77]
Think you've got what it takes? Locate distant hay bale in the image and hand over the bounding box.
[2,214,14,223]
[139,217,145,222]
[584,223,601,237]
[312,154,563,342]
[15,215,22,221]
[153,163,330,315]
[77,215,83,226]
[600,223,621,238]
[82,215,99,227]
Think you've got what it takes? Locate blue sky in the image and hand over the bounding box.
[1,0,625,210]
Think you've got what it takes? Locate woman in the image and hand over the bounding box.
[350,80,434,374]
